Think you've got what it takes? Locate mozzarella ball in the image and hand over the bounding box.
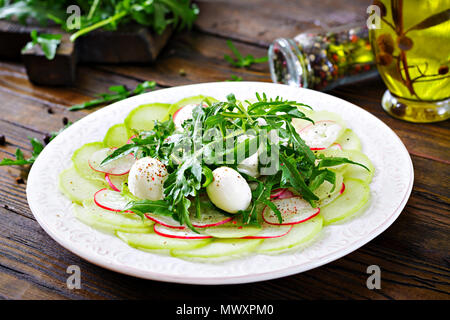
[128,157,168,200]
[206,167,252,213]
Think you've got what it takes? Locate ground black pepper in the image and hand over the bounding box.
[43,134,52,145]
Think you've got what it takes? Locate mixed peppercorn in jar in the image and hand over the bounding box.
[269,24,377,91]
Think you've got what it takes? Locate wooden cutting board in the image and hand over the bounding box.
[0,20,173,85]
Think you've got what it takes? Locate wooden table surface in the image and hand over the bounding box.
[0,0,449,300]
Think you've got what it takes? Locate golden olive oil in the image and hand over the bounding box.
[370,0,450,122]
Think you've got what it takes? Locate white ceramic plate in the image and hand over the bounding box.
[27,82,413,285]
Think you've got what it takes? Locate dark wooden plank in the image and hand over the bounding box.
[195,0,370,46]
[96,31,270,86]
[22,35,77,86]
[0,207,116,299]
[0,61,164,111]
[77,25,173,63]
[0,20,172,63]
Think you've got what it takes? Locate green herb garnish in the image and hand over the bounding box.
[0,122,72,166]
[226,75,243,81]
[0,137,43,166]
[21,30,62,60]
[224,40,268,68]
[69,81,156,111]
[0,1,199,41]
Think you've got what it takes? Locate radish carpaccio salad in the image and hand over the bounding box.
[59,93,374,261]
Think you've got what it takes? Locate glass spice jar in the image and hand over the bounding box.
[268,23,378,91]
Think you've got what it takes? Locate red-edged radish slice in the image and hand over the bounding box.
[298,120,343,150]
[271,189,295,200]
[339,182,346,194]
[105,174,120,192]
[153,223,212,239]
[94,188,132,213]
[190,212,233,228]
[173,103,208,129]
[144,213,185,229]
[329,143,343,150]
[277,189,294,199]
[242,223,293,239]
[262,197,320,225]
[270,188,286,199]
[172,105,186,121]
[105,173,128,192]
[126,135,136,144]
[88,148,135,176]
[311,143,342,152]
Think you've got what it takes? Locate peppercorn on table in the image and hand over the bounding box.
[0,0,448,299]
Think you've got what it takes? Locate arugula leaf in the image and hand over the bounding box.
[69,81,156,111]
[0,137,43,166]
[224,40,268,68]
[22,30,62,60]
[308,169,336,191]
[317,156,370,171]
[0,1,199,41]
[226,75,243,81]
[124,199,173,219]
[201,166,213,187]
[0,1,64,25]
[279,153,319,204]
[69,0,199,41]
[0,121,72,167]
[263,199,283,224]
[240,173,279,224]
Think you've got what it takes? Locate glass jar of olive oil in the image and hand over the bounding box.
[268,23,378,91]
[369,0,449,123]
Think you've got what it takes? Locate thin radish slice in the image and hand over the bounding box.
[270,188,286,199]
[88,148,135,176]
[173,103,208,129]
[329,143,343,150]
[242,223,292,239]
[191,213,233,228]
[153,224,212,239]
[144,213,185,229]
[105,173,128,192]
[126,135,137,144]
[105,174,119,192]
[311,143,342,152]
[262,197,320,225]
[340,182,346,194]
[277,189,294,199]
[94,188,132,213]
[299,120,343,149]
